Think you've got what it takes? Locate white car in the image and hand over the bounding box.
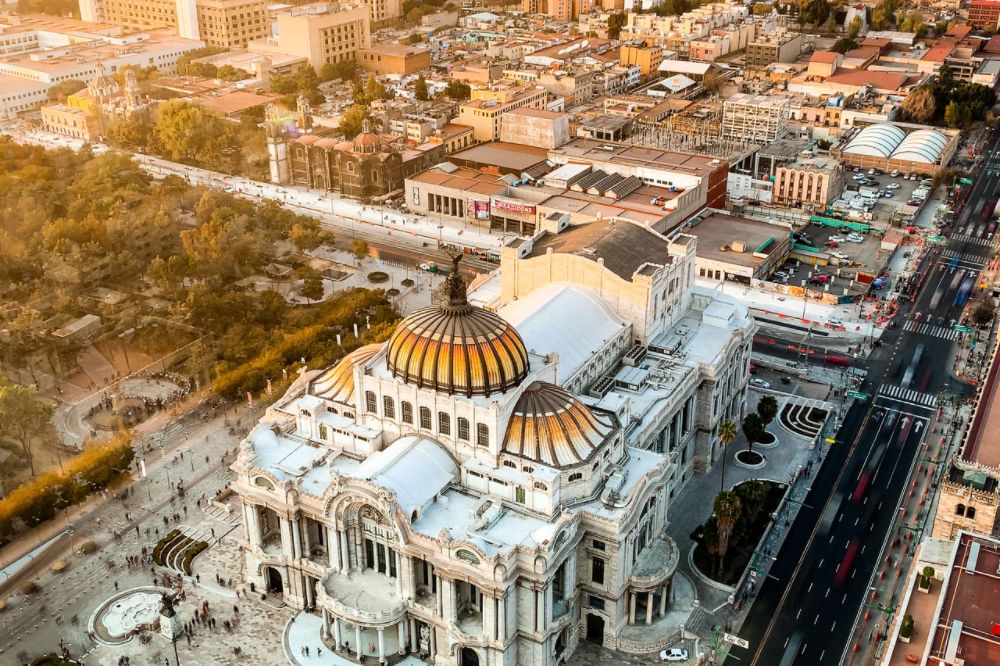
[831,251,849,260]
[884,192,893,198]
[829,235,845,242]
[846,234,865,243]
[773,270,790,280]
[750,378,771,389]
[660,648,690,662]
[890,169,899,177]
[886,183,900,190]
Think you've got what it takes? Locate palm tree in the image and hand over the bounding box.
[718,418,738,493]
[714,491,742,577]
[757,396,778,443]
[738,480,769,524]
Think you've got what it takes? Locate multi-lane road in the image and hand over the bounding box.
[727,131,999,665]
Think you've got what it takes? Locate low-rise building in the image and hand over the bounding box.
[499,108,570,149]
[619,42,663,76]
[271,3,372,70]
[772,154,844,208]
[721,93,790,145]
[969,0,1000,30]
[683,212,790,284]
[455,85,549,143]
[359,43,430,76]
[745,29,802,69]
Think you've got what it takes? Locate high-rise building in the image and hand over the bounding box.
[358,0,400,27]
[273,3,371,69]
[79,0,269,47]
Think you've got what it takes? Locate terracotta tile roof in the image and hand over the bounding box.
[825,68,910,91]
[810,50,840,63]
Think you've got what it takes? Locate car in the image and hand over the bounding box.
[660,648,690,662]
[829,235,846,242]
[907,199,920,206]
[774,270,790,280]
[846,234,865,243]
[867,168,876,175]
[884,192,893,198]
[886,182,900,189]
[831,251,849,260]
[852,167,861,173]
[750,378,771,389]
[825,240,839,248]
[890,169,900,177]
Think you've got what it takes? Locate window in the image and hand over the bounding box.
[383,396,395,419]
[458,417,470,440]
[592,539,606,551]
[591,557,605,585]
[503,460,517,469]
[515,486,526,503]
[569,472,583,482]
[419,406,432,430]
[402,401,413,424]
[588,595,606,610]
[365,391,377,413]
[318,424,329,440]
[438,412,451,435]
[533,481,547,491]
[968,506,977,519]
[476,423,489,447]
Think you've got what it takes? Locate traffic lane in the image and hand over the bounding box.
[752,335,866,369]
[748,409,905,665]
[759,409,928,665]
[725,400,870,666]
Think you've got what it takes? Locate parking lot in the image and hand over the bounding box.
[845,167,932,219]
[772,224,884,297]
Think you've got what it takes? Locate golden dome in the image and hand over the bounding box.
[503,382,615,467]
[312,344,381,403]
[386,257,529,397]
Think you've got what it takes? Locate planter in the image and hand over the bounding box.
[367,271,389,283]
[735,450,766,469]
[756,431,779,450]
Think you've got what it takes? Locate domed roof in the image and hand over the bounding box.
[354,132,381,148]
[503,382,615,467]
[335,140,354,152]
[312,344,381,403]
[386,257,529,397]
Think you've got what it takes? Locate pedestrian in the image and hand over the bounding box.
[305,646,310,657]
[114,581,119,591]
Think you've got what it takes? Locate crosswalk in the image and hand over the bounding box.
[877,383,938,408]
[948,233,995,247]
[940,249,987,265]
[902,320,961,340]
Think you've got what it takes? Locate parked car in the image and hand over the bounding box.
[774,270,790,280]
[890,169,899,177]
[907,199,921,206]
[884,192,893,198]
[846,233,865,243]
[749,378,771,389]
[886,183,900,190]
[825,240,839,248]
[831,251,849,260]
[852,167,861,173]
[867,168,876,175]
[660,648,690,662]
[829,235,846,242]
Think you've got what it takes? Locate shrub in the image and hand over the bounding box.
[78,541,98,554]
[400,278,414,287]
[152,529,182,565]
[900,614,914,638]
[181,541,209,574]
[18,581,40,595]
[0,434,135,545]
[367,271,389,283]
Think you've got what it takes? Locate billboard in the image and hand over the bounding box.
[492,198,536,215]
[470,199,490,220]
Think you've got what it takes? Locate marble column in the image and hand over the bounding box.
[339,530,350,571]
[291,518,302,560]
[377,627,385,661]
[659,584,668,617]
[333,618,342,649]
[301,517,311,558]
[409,618,418,652]
[355,624,363,658]
[646,591,654,625]
[628,592,636,624]
[327,526,339,569]
[397,621,405,653]
[321,609,329,639]
[279,516,294,559]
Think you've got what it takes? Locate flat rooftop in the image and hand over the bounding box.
[688,213,787,268]
[926,533,1000,666]
[360,43,429,57]
[450,141,550,172]
[408,165,506,197]
[525,218,674,280]
[964,332,1000,467]
[550,138,722,178]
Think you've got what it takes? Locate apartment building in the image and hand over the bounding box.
[359,43,430,75]
[771,156,844,208]
[273,3,371,69]
[81,0,268,46]
[359,0,401,27]
[721,93,790,145]
[968,0,1000,30]
[745,30,802,68]
[619,42,662,76]
[455,85,549,142]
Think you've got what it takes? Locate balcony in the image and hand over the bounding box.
[318,568,406,627]
[455,606,484,639]
[259,531,283,559]
[630,536,679,587]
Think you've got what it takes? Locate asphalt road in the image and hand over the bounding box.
[727,131,998,665]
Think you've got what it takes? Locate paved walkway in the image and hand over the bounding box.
[665,389,833,629]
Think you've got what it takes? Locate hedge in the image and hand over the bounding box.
[0,433,135,545]
[181,541,209,574]
[152,529,182,565]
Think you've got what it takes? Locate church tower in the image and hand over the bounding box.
[265,103,290,185]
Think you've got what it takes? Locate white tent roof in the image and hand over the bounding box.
[352,436,457,515]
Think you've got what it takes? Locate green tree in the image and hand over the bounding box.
[607,12,627,39]
[737,479,769,524]
[848,15,862,39]
[900,85,937,123]
[944,100,968,128]
[339,105,371,139]
[0,385,53,477]
[414,74,430,101]
[154,100,237,167]
[319,60,357,82]
[832,37,858,54]
[300,275,325,303]
[972,299,996,327]
[351,239,369,261]
[741,412,765,454]
[444,80,471,100]
[718,418,737,491]
[106,107,156,149]
[47,79,87,103]
[756,395,778,432]
[714,491,742,576]
[405,32,425,44]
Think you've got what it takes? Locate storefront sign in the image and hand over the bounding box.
[492,198,536,215]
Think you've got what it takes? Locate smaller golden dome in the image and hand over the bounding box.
[503,382,615,468]
[311,344,381,403]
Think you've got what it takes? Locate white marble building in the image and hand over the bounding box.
[231,219,755,666]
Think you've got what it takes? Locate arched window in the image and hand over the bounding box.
[318,424,329,441]
[956,504,966,517]
[968,506,977,519]
[365,391,377,413]
[458,417,470,441]
[438,412,451,436]
[523,465,534,473]
[534,481,547,491]
[476,423,489,447]
[382,396,395,419]
[568,472,583,482]
[401,401,413,424]
[503,460,517,468]
[419,406,432,430]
